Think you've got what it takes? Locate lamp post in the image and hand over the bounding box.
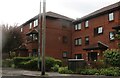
[41,0,46,75]
[38,0,41,70]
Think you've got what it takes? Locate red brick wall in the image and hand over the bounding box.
[19,17,73,61]
[45,18,72,60]
[72,10,120,61]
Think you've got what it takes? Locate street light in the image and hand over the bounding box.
[38,0,41,71]
[41,0,46,75]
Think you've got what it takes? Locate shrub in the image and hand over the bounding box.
[13,57,33,68]
[90,60,106,69]
[99,67,120,76]
[13,57,62,71]
[45,57,62,71]
[24,58,40,70]
[45,57,56,71]
[104,49,120,67]
[54,59,62,67]
[58,67,73,74]
[2,59,14,67]
[51,64,59,72]
[78,69,99,75]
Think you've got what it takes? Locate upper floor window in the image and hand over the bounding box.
[109,32,115,40]
[75,25,78,30]
[109,12,114,21]
[94,26,103,36]
[78,23,81,30]
[75,38,82,46]
[34,19,38,27]
[78,38,82,45]
[29,23,32,29]
[85,20,89,28]
[74,23,81,30]
[85,36,89,45]
[98,27,103,34]
[20,28,23,32]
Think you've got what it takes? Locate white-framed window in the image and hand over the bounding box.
[75,25,78,30]
[75,39,78,45]
[109,12,114,21]
[75,38,82,46]
[34,19,38,27]
[78,38,82,45]
[74,23,81,30]
[29,23,32,29]
[98,27,103,34]
[78,23,81,30]
[20,28,23,32]
[109,32,115,40]
[85,21,89,28]
[36,19,38,26]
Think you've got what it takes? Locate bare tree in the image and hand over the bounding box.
[2,24,23,56]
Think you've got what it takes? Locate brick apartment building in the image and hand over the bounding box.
[17,11,74,61]
[17,2,120,62]
[72,2,120,62]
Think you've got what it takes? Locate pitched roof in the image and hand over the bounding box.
[74,1,120,23]
[83,41,108,51]
[26,29,38,36]
[21,11,74,26]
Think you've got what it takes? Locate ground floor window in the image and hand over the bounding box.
[75,54,82,59]
[88,52,97,61]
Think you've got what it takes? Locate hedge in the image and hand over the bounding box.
[13,57,62,71]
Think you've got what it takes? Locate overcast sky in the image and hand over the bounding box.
[0,0,119,26]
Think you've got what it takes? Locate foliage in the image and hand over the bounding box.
[116,33,120,40]
[2,59,14,67]
[104,49,120,67]
[77,67,120,76]
[78,68,99,75]
[13,57,62,71]
[13,57,34,68]
[89,60,106,69]
[51,64,59,72]
[58,67,73,74]
[2,24,23,54]
[54,59,62,67]
[10,51,16,58]
[23,58,40,70]
[99,67,120,76]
